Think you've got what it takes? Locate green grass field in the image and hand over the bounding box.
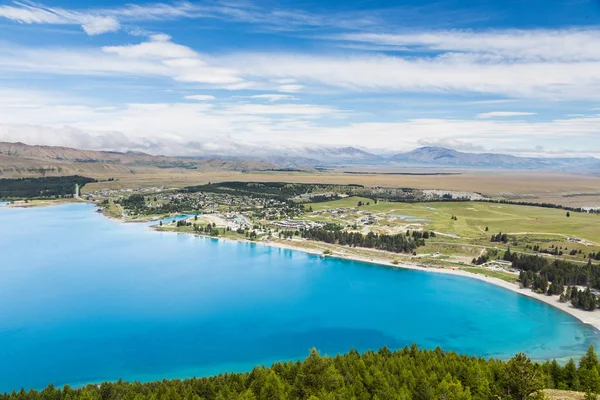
[310,197,600,244]
[459,267,519,283]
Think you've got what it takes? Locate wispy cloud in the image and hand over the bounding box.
[477,111,537,118]
[1,2,599,158]
[0,0,394,35]
[4,34,600,100]
[334,29,600,62]
[184,95,215,101]
[224,52,600,100]
[249,94,296,102]
[218,103,336,116]
[0,1,120,35]
[0,89,598,157]
[0,34,244,85]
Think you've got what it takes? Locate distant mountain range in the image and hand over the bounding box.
[193,145,600,172]
[0,142,287,177]
[1,141,598,177]
[390,147,600,171]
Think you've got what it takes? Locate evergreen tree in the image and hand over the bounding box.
[503,353,545,400]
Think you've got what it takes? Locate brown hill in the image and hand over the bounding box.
[0,142,286,178]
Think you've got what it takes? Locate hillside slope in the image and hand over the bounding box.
[0,142,287,177]
[391,146,600,171]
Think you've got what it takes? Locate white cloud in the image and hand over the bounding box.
[222,82,260,90]
[101,36,243,83]
[0,2,120,35]
[417,138,485,152]
[224,52,600,100]
[184,95,215,101]
[0,3,65,24]
[0,0,387,37]
[477,111,537,118]
[0,89,599,158]
[3,28,600,100]
[249,94,296,102]
[277,84,304,93]
[335,29,600,62]
[219,103,336,115]
[0,36,243,85]
[102,35,197,59]
[80,15,120,35]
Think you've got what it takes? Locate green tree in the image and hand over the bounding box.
[413,377,433,400]
[260,370,287,400]
[581,346,600,371]
[293,349,342,398]
[437,373,472,400]
[503,353,545,400]
[563,359,580,390]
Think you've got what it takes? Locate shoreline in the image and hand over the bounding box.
[7,200,600,332]
[260,239,600,331]
[152,223,600,332]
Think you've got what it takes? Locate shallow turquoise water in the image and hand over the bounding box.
[0,204,598,392]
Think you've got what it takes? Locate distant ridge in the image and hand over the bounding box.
[205,145,600,172]
[390,146,600,171]
[0,141,288,177]
[0,141,598,176]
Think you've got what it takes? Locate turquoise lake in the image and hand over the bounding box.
[0,203,598,392]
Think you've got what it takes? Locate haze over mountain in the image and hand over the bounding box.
[1,141,597,177]
[390,147,600,171]
[0,142,285,177]
[190,143,600,172]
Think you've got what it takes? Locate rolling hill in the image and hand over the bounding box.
[0,142,286,178]
[390,147,600,171]
[1,141,598,177]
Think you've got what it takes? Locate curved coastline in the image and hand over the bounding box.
[1,201,598,391]
[8,201,600,332]
[260,240,600,332]
[146,220,600,333]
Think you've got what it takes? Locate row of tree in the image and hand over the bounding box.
[514,254,600,311]
[513,254,600,290]
[561,286,599,311]
[301,228,424,253]
[7,345,600,400]
[183,182,357,202]
[0,176,95,199]
[478,199,600,215]
[490,232,509,244]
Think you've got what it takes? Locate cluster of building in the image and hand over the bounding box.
[86,186,166,201]
[270,220,324,230]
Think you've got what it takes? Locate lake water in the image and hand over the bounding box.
[0,204,598,392]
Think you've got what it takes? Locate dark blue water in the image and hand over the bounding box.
[0,204,597,392]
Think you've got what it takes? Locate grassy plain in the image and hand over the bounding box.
[78,167,600,276]
[311,197,600,244]
[304,197,600,271]
[81,169,600,208]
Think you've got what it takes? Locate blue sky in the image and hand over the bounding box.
[0,0,599,157]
